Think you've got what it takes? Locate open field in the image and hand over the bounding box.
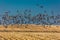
[0,24,60,32]
[0,32,60,40]
[0,24,60,40]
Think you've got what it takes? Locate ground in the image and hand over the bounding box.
[0,24,60,40]
[0,32,60,40]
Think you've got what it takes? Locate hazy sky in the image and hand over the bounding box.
[0,0,60,15]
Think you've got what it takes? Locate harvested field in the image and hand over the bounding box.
[0,24,60,32]
[0,24,60,40]
[0,32,60,40]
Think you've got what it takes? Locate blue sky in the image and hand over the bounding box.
[0,0,60,16]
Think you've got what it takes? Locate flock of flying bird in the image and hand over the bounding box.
[0,4,60,26]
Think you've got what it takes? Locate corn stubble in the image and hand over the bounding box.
[0,24,59,40]
[0,32,60,40]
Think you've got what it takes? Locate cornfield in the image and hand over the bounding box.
[0,32,60,40]
[0,24,59,40]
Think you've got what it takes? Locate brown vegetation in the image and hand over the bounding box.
[0,32,60,40]
[0,24,60,32]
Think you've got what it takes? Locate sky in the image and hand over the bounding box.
[0,0,60,16]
